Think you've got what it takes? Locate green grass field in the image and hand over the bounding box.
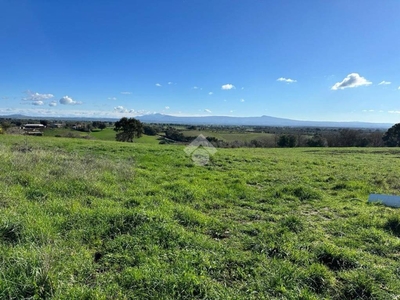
[182,130,275,142]
[1,134,400,299]
[44,128,160,144]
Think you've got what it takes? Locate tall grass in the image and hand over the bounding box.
[1,135,400,298]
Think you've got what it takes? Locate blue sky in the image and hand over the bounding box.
[1,0,399,122]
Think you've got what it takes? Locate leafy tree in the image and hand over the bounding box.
[143,125,158,136]
[86,123,93,132]
[338,129,360,147]
[0,121,11,133]
[114,117,143,142]
[383,123,400,147]
[307,135,328,147]
[164,127,187,142]
[98,123,107,130]
[277,134,296,147]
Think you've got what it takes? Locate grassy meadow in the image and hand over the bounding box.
[1,134,400,299]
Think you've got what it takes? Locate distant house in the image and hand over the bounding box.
[51,123,63,128]
[23,124,45,136]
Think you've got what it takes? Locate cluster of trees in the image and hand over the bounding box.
[274,129,385,148]
[71,121,107,132]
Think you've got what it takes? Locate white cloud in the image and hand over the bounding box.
[165,106,170,110]
[49,101,57,107]
[59,96,81,105]
[168,82,173,85]
[32,100,44,106]
[23,91,54,101]
[114,106,135,114]
[240,99,245,102]
[331,73,372,90]
[204,109,212,113]
[277,77,297,83]
[193,86,199,90]
[155,83,162,87]
[108,97,117,101]
[388,110,400,114]
[230,110,234,113]
[221,84,235,90]
[120,91,132,95]
[208,92,213,95]
[378,81,391,85]
[0,107,152,118]
[398,86,400,90]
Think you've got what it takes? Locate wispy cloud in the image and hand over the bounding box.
[331,73,372,90]
[204,109,212,113]
[49,101,57,107]
[23,91,54,101]
[378,81,391,85]
[388,110,400,114]
[240,99,245,102]
[222,84,235,90]
[193,86,199,90]
[155,83,162,87]
[168,82,173,85]
[120,91,132,95]
[277,77,297,83]
[165,106,170,110]
[208,92,213,95]
[59,96,82,105]
[108,97,117,101]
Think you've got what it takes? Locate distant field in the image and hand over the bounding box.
[1,134,400,299]
[182,130,276,142]
[44,127,159,144]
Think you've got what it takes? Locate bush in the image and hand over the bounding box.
[384,215,400,237]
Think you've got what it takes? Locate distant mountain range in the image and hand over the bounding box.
[137,113,392,129]
[0,113,393,128]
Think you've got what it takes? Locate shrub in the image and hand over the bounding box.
[384,215,400,237]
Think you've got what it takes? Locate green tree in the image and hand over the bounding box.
[383,123,400,147]
[0,121,11,133]
[277,134,296,147]
[98,122,107,130]
[307,135,328,147]
[143,125,158,136]
[114,117,143,142]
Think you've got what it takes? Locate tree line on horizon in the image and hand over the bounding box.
[2,116,400,148]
